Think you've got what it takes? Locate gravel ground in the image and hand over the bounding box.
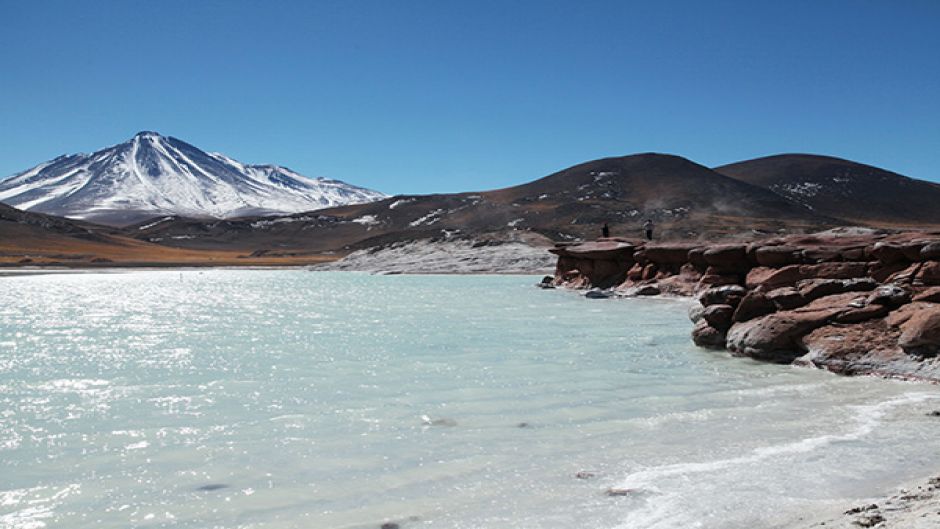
[313,239,556,275]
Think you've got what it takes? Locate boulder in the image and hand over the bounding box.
[867,284,912,307]
[796,279,846,301]
[871,242,907,265]
[799,292,867,312]
[558,267,591,289]
[839,247,868,262]
[913,287,940,303]
[692,320,726,349]
[747,265,802,290]
[554,240,636,260]
[799,262,868,281]
[920,242,940,261]
[585,289,613,299]
[688,304,706,323]
[888,263,922,284]
[703,304,735,331]
[802,247,842,263]
[870,261,911,283]
[633,284,662,296]
[900,242,926,261]
[726,309,839,363]
[765,287,805,310]
[886,302,937,328]
[702,245,749,272]
[745,243,762,265]
[626,263,644,281]
[751,262,867,289]
[754,246,803,267]
[796,278,877,302]
[641,263,658,281]
[915,261,940,285]
[642,244,695,266]
[898,307,940,355]
[653,264,700,296]
[698,285,747,307]
[726,291,892,363]
[798,319,905,376]
[833,303,890,324]
[733,291,777,322]
[687,247,708,269]
[698,272,741,288]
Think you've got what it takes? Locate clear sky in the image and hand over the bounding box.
[1,0,938,194]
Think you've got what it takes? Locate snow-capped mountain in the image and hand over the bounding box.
[0,131,387,225]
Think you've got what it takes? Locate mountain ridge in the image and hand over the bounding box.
[0,131,387,226]
[714,154,940,225]
[5,149,940,262]
[128,152,843,254]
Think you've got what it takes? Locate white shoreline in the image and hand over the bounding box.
[791,473,940,528]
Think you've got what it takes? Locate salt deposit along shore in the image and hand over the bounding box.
[549,228,940,528]
[314,237,556,274]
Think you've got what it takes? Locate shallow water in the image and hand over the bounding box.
[0,271,937,529]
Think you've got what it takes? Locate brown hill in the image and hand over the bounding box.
[131,153,837,254]
[714,154,940,226]
[0,203,335,267]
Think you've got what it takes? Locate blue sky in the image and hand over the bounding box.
[1,0,938,194]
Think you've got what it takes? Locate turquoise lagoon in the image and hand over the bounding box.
[0,271,937,529]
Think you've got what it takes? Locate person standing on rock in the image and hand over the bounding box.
[643,219,654,241]
[601,222,610,238]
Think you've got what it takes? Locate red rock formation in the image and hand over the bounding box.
[549,229,940,380]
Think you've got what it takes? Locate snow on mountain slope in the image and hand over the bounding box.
[0,131,386,225]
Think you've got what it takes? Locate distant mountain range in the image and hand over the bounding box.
[128,152,939,255]
[1,147,938,264]
[0,131,386,225]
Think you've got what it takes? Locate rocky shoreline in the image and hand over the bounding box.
[801,474,940,529]
[549,229,940,382]
[550,230,940,528]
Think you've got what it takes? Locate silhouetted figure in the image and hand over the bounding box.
[643,219,654,241]
[601,222,610,238]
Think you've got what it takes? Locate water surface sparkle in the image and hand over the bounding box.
[1,271,937,529]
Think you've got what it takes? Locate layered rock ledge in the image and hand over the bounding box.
[550,231,940,381]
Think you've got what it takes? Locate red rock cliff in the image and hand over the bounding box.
[550,232,940,381]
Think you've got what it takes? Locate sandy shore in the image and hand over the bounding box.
[791,474,940,528]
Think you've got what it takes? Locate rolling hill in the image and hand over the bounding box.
[7,151,940,264]
[714,154,940,226]
[130,153,839,254]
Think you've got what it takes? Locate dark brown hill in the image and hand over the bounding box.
[0,202,335,266]
[714,154,940,226]
[0,201,118,244]
[132,153,837,254]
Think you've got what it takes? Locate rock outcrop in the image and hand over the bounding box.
[550,230,940,381]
